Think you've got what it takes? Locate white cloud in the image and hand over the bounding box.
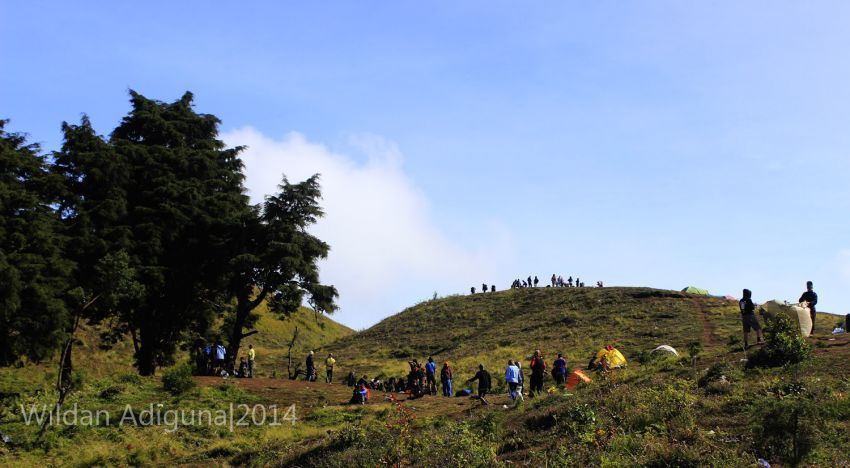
[222,127,513,329]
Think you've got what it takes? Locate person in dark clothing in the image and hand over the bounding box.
[527,276,532,287]
[491,285,496,292]
[739,289,763,349]
[552,353,567,386]
[551,274,557,287]
[529,350,547,396]
[305,351,316,381]
[533,276,539,287]
[466,364,491,405]
[346,371,357,386]
[799,281,818,331]
[425,356,438,395]
[471,286,476,294]
[482,283,487,293]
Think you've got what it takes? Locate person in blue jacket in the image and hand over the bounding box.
[425,356,438,395]
[505,360,521,400]
[552,353,568,386]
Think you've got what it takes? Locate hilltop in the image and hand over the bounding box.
[327,287,798,377]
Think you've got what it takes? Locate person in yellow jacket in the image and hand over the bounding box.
[247,344,256,378]
[326,353,336,383]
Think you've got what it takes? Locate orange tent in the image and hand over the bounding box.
[566,369,592,390]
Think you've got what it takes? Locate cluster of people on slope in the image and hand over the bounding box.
[343,348,619,406]
[471,284,497,294]
[739,281,819,349]
[195,341,256,378]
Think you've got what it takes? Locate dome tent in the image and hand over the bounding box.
[651,345,679,356]
[682,286,709,295]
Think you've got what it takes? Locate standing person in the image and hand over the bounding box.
[533,276,539,287]
[471,286,475,294]
[552,353,567,386]
[491,285,496,293]
[326,353,336,383]
[527,276,532,288]
[799,281,818,332]
[515,360,525,401]
[530,350,547,396]
[576,277,581,288]
[440,361,453,397]
[505,360,521,400]
[551,274,557,287]
[466,364,492,405]
[306,350,316,382]
[247,344,256,378]
[425,356,438,395]
[215,341,226,374]
[567,276,573,287]
[739,289,763,349]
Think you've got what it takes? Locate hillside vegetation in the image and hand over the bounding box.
[327,287,744,378]
[3,287,849,466]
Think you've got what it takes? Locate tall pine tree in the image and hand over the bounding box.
[0,120,72,365]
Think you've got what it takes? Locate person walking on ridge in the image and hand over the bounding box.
[739,289,763,349]
[799,281,818,332]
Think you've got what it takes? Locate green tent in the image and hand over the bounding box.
[681,286,709,295]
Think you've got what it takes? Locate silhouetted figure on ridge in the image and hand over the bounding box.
[491,285,496,292]
[471,287,475,294]
[533,276,539,287]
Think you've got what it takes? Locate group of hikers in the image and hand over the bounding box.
[739,280,818,349]
[508,275,603,289]
[195,341,256,378]
[343,348,622,405]
[471,284,497,294]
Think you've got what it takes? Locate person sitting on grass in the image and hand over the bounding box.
[466,364,492,405]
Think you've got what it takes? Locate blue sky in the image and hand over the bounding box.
[3,2,849,328]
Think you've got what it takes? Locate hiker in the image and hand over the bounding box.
[491,284,496,292]
[346,371,356,386]
[466,364,492,405]
[530,350,547,396]
[505,360,521,400]
[425,356,438,395]
[739,289,763,349]
[482,283,488,293]
[357,375,369,389]
[799,281,818,331]
[326,353,336,383]
[533,276,539,287]
[471,286,476,294]
[552,353,567,386]
[236,357,248,378]
[527,276,532,287]
[247,344,255,378]
[440,361,453,397]
[567,276,572,287]
[515,360,525,401]
[306,351,316,382]
[203,343,214,375]
[551,274,557,287]
[522,280,527,287]
[214,341,226,374]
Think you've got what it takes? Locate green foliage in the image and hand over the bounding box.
[752,394,817,466]
[161,363,195,395]
[748,314,812,368]
[0,120,72,365]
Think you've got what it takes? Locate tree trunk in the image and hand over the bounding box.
[226,288,269,366]
[136,326,157,376]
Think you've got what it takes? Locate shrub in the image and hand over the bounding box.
[752,396,817,466]
[748,314,812,368]
[162,363,195,395]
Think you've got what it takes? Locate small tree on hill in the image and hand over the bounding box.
[224,174,338,364]
[747,313,812,368]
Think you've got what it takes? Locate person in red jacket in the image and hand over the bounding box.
[529,350,547,396]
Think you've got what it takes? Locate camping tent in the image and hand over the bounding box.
[758,300,813,337]
[594,347,627,368]
[651,345,679,356]
[566,369,592,390]
[682,286,709,295]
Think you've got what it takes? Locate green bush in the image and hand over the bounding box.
[162,363,195,395]
[752,395,817,466]
[748,314,812,368]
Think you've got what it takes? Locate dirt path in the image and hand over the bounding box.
[693,298,722,350]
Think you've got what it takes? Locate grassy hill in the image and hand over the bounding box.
[326,287,839,379]
[3,287,849,466]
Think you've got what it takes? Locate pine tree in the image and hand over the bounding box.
[0,120,72,365]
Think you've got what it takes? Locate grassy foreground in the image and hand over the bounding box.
[1,287,848,466]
